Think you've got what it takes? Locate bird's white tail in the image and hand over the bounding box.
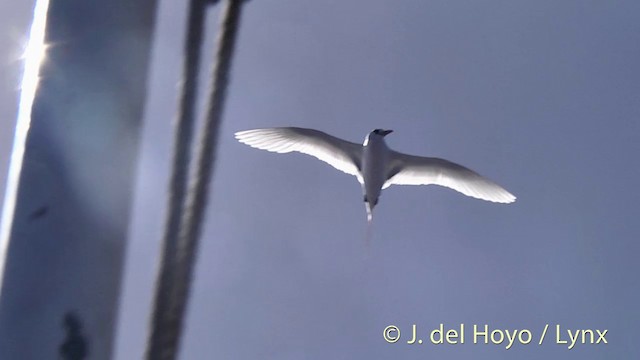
[365,217,373,251]
[365,201,374,223]
[364,202,374,249]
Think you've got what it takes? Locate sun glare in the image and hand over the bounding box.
[0,0,50,289]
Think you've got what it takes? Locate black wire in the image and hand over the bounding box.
[145,0,206,359]
[145,0,246,359]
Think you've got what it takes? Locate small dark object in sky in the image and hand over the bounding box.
[59,312,89,360]
[29,205,48,221]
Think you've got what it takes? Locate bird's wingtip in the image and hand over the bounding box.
[497,194,516,204]
[234,129,250,138]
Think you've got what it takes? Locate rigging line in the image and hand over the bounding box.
[145,0,247,359]
[146,0,207,359]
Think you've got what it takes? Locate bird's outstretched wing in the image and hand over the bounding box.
[235,127,363,177]
[384,151,516,203]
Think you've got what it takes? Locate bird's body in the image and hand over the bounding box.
[361,130,391,219]
[235,127,515,222]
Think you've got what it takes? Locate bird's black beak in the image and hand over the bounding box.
[381,129,393,136]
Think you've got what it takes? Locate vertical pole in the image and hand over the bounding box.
[0,0,158,359]
[146,0,247,359]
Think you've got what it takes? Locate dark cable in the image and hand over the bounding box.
[145,0,206,359]
[145,0,246,359]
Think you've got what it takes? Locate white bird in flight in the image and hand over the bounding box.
[235,127,515,222]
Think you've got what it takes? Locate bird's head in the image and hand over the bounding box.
[371,129,393,137]
[364,128,393,146]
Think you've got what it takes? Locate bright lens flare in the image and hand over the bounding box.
[0,0,50,289]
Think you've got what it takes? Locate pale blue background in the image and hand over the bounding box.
[2,1,639,359]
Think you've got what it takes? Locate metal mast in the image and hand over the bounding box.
[0,0,158,359]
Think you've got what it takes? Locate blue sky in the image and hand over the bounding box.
[2,1,639,359]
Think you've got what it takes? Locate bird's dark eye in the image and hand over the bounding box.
[373,129,380,134]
